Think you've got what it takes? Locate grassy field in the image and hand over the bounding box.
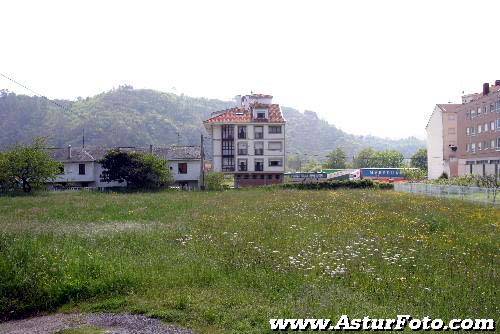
[0,188,498,333]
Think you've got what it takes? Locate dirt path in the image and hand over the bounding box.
[0,313,194,334]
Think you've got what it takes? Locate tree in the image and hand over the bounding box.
[205,172,225,191]
[0,138,62,193]
[325,148,347,169]
[99,149,172,189]
[353,148,376,168]
[286,154,302,172]
[411,148,427,170]
[353,148,404,168]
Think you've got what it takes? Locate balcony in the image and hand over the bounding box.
[255,164,264,172]
[222,166,235,172]
[238,164,247,172]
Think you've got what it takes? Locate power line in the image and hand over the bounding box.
[0,72,72,112]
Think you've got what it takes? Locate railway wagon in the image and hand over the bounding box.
[359,168,416,182]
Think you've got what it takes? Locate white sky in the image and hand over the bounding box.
[1,0,499,139]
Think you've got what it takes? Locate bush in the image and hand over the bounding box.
[205,172,225,191]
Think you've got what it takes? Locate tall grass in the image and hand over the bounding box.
[0,189,498,333]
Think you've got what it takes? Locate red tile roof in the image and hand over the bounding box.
[204,104,285,124]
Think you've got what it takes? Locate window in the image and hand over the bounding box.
[222,141,234,156]
[491,121,495,131]
[497,119,500,130]
[78,164,86,175]
[275,174,281,180]
[471,127,476,135]
[497,138,500,150]
[268,141,283,151]
[492,140,496,150]
[254,108,267,119]
[254,126,264,139]
[222,157,235,171]
[491,104,495,113]
[238,142,248,155]
[466,111,471,119]
[238,126,247,139]
[478,107,482,116]
[448,128,456,135]
[478,142,482,151]
[269,125,282,134]
[471,110,476,118]
[255,159,264,171]
[267,174,272,179]
[485,123,489,132]
[466,127,470,136]
[478,125,482,134]
[471,143,476,153]
[466,144,470,152]
[483,141,489,150]
[254,141,264,155]
[269,159,283,167]
[178,163,187,174]
[237,159,248,172]
[222,125,234,140]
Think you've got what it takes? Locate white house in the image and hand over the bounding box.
[426,104,460,179]
[47,145,202,189]
[203,93,286,187]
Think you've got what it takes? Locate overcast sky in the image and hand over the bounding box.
[1,0,499,139]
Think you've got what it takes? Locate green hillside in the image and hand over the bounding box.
[0,87,425,159]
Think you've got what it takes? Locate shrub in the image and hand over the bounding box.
[205,172,225,191]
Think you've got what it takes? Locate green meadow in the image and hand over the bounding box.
[0,189,498,333]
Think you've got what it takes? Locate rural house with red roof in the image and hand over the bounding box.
[204,93,286,187]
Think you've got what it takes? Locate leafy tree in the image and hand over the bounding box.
[286,154,302,172]
[0,138,62,193]
[303,159,323,172]
[411,148,427,170]
[325,148,347,169]
[353,148,404,168]
[353,148,376,168]
[205,172,225,191]
[99,149,172,189]
[403,168,427,182]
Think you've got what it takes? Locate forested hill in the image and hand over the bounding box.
[0,87,425,159]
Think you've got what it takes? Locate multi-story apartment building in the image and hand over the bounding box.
[456,81,500,177]
[426,103,460,179]
[204,93,286,187]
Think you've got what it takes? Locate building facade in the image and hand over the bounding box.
[204,94,286,187]
[456,82,500,178]
[48,145,202,189]
[426,104,460,179]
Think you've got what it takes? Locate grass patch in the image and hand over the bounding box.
[0,189,498,333]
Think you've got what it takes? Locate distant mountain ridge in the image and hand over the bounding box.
[0,87,425,160]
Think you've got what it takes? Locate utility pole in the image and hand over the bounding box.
[200,134,205,190]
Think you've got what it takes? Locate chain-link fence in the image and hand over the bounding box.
[394,182,499,206]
